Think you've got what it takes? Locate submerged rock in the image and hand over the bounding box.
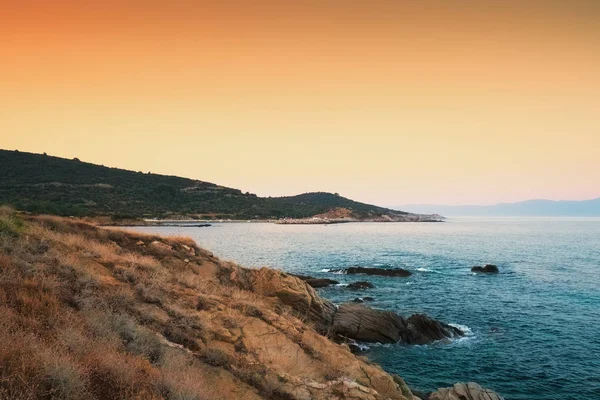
[471,264,499,273]
[429,382,504,400]
[352,297,375,303]
[347,281,375,290]
[332,266,412,277]
[332,304,463,344]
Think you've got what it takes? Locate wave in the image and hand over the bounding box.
[449,323,473,335]
[448,323,476,344]
[416,267,441,273]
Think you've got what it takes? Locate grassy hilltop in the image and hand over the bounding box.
[0,149,409,220]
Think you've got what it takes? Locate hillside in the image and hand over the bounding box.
[0,209,502,399]
[397,198,600,217]
[0,149,421,221]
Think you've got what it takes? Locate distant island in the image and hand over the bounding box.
[395,198,600,217]
[0,149,441,222]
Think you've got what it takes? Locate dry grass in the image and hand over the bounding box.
[0,214,402,400]
[0,216,240,399]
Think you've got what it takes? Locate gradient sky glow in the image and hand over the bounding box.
[2,0,599,205]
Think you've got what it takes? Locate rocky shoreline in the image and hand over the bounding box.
[0,211,504,400]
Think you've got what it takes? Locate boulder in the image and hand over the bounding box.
[332,303,407,343]
[347,281,375,290]
[332,304,463,344]
[332,266,412,277]
[403,314,463,345]
[471,264,499,274]
[429,382,504,400]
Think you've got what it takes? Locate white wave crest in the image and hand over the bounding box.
[416,267,441,273]
[449,323,473,335]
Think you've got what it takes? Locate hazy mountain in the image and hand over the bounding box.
[394,198,600,217]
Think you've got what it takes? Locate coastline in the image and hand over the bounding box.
[0,211,502,400]
[99,215,446,227]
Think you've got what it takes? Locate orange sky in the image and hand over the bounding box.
[2,0,599,205]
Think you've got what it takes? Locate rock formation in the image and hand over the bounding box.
[353,297,375,303]
[471,264,499,273]
[347,281,376,290]
[429,382,505,400]
[222,267,461,345]
[331,304,462,344]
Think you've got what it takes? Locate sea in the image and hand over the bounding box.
[131,218,600,400]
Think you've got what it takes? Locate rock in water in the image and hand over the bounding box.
[305,278,340,288]
[331,266,412,277]
[347,281,375,290]
[333,303,407,343]
[332,304,463,344]
[471,264,499,273]
[403,314,463,344]
[352,296,375,303]
[429,382,504,400]
[290,274,340,288]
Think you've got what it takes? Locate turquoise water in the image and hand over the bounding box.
[133,218,600,400]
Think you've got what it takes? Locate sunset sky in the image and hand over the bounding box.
[2,0,599,206]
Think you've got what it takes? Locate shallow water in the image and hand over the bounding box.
[132,218,600,400]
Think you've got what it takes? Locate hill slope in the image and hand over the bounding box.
[0,210,416,399]
[0,149,422,220]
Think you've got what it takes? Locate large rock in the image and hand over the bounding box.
[332,304,463,344]
[333,266,412,277]
[471,264,499,274]
[429,382,504,400]
[403,314,463,345]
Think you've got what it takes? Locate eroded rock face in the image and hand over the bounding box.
[471,264,499,273]
[223,266,338,331]
[429,382,504,400]
[333,266,412,277]
[332,304,463,344]
[223,265,462,345]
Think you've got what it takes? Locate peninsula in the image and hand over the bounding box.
[0,150,442,223]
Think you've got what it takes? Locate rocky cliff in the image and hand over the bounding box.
[0,209,501,400]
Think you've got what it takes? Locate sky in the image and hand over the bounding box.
[2,0,599,206]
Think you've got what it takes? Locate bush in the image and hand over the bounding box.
[0,208,23,237]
